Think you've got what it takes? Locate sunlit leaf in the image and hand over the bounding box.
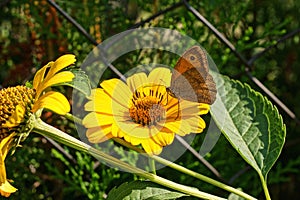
[210,74,286,180]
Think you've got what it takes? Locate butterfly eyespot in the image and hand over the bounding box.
[190,55,195,61]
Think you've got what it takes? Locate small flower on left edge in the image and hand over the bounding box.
[0,54,76,197]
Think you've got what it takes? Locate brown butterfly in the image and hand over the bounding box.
[168,46,217,105]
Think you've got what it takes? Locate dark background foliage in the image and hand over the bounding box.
[0,0,299,199]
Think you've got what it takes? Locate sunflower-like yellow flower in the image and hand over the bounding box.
[0,54,76,197]
[83,68,210,155]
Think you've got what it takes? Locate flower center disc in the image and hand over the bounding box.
[129,86,166,126]
[0,85,35,140]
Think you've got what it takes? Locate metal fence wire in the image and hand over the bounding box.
[47,0,300,124]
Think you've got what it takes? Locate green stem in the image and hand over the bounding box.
[152,155,257,200]
[113,138,257,200]
[259,173,271,200]
[32,118,226,200]
[65,113,82,124]
[149,157,156,175]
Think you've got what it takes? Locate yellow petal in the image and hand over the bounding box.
[166,100,209,120]
[121,124,146,144]
[141,139,163,155]
[100,79,131,108]
[85,89,112,113]
[82,112,113,128]
[47,54,76,78]
[123,135,142,146]
[32,91,70,115]
[117,122,151,139]
[111,123,126,138]
[148,67,172,87]
[198,103,210,115]
[150,127,175,146]
[36,71,74,98]
[184,116,206,133]
[84,88,129,118]
[179,100,201,114]
[0,134,15,184]
[0,161,6,185]
[33,55,75,98]
[33,62,53,90]
[86,126,113,143]
[0,180,17,197]
[0,134,16,197]
[0,133,16,161]
[165,97,181,117]
[163,120,191,136]
[84,89,129,117]
[126,72,148,93]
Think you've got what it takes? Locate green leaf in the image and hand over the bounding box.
[210,74,286,180]
[107,180,188,200]
[65,69,91,97]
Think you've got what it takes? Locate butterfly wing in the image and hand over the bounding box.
[170,46,217,104]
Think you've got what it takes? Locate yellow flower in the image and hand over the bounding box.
[32,54,76,115]
[83,68,210,155]
[0,133,17,197]
[0,54,76,197]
